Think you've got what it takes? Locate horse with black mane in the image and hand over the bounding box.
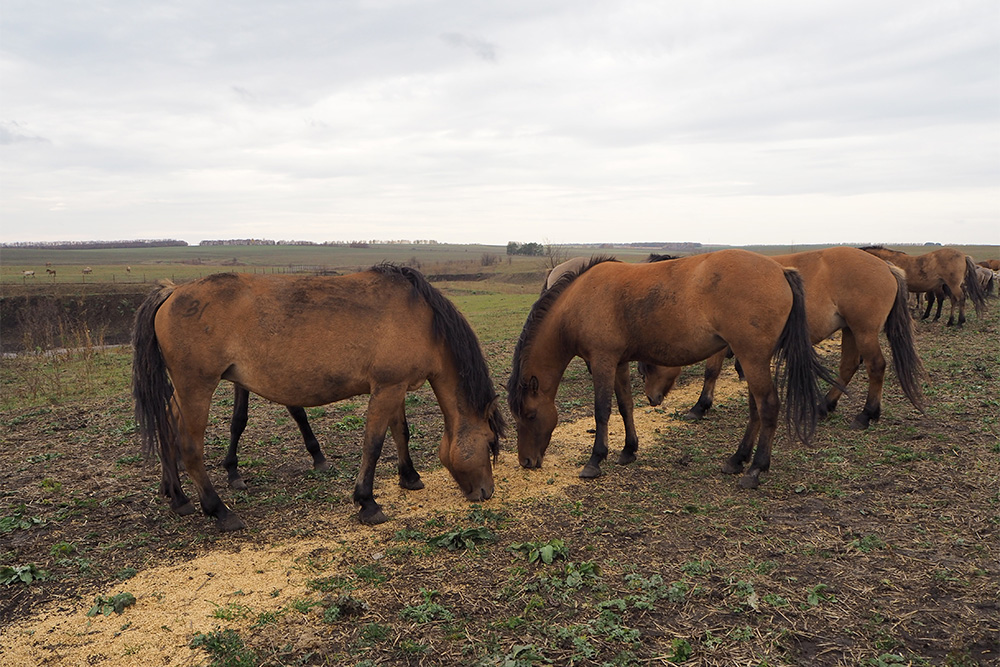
[639,246,925,429]
[860,246,986,326]
[132,264,504,530]
[507,250,836,490]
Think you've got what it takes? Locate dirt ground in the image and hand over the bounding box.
[1,320,998,666]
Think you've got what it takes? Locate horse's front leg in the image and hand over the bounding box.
[688,348,728,420]
[615,362,639,465]
[580,359,617,479]
[287,406,330,471]
[353,386,406,524]
[390,403,423,490]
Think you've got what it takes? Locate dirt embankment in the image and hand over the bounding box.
[0,287,150,354]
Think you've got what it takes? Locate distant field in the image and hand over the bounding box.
[2,242,997,288]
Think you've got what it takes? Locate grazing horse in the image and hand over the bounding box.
[132,264,504,530]
[975,266,996,297]
[224,387,421,493]
[640,247,925,429]
[978,259,1000,272]
[860,246,986,326]
[508,250,835,490]
[22,270,35,278]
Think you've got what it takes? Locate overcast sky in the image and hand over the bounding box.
[2,1,998,247]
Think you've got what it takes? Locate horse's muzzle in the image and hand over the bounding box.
[519,457,543,469]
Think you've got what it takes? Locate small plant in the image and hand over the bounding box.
[0,511,45,534]
[509,539,568,564]
[353,563,388,586]
[322,594,368,623]
[1,563,48,585]
[210,601,252,621]
[851,535,887,553]
[428,526,496,550]
[189,629,258,666]
[87,592,136,616]
[399,589,453,623]
[670,637,694,662]
[503,643,552,665]
[805,583,835,607]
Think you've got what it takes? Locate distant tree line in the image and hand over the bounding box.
[506,241,545,256]
[199,239,441,247]
[2,239,188,249]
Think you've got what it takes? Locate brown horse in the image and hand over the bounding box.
[224,388,421,492]
[640,247,925,429]
[978,259,1000,272]
[507,250,835,490]
[132,264,504,530]
[860,246,986,326]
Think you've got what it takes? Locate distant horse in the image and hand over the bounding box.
[224,387,421,493]
[640,247,925,429]
[45,268,56,276]
[978,259,1000,272]
[975,266,996,297]
[508,250,835,490]
[132,265,504,530]
[22,270,35,278]
[860,246,986,326]
[82,267,93,274]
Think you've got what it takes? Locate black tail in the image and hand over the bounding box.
[773,269,841,444]
[131,282,176,458]
[884,267,925,412]
[964,256,988,316]
[372,263,505,446]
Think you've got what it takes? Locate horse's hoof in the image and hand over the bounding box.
[849,415,871,430]
[738,474,760,490]
[359,507,389,525]
[228,478,248,491]
[314,460,331,472]
[721,460,744,475]
[399,477,425,491]
[579,464,602,479]
[617,451,636,465]
[173,502,197,516]
[217,514,246,532]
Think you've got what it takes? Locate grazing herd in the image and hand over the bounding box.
[130,245,994,530]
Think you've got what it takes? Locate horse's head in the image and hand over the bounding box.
[636,362,681,407]
[439,405,500,502]
[512,375,558,468]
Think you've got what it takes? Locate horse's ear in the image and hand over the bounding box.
[528,376,539,394]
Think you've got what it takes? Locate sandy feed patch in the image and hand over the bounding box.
[0,371,747,667]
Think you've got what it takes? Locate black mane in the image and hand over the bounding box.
[371,263,504,447]
[645,253,679,263]
[507,255,617,418]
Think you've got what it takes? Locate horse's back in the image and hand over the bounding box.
[563,249,792,365]
[153,271,438,406]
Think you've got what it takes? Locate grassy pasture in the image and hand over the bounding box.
[0,244,998,666]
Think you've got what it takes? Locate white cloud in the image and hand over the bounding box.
[1,0,997,245]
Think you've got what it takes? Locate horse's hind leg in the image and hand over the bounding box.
[820,328,861,418]
[735,369,780,490]
[224,386,250,490]
[175,384,245,531]
[850,332,886,430]
[390,404,423,490]
[288,406,329,471]
[723,391,760,475]
[615,362,639,465]
[161,397,195,515]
